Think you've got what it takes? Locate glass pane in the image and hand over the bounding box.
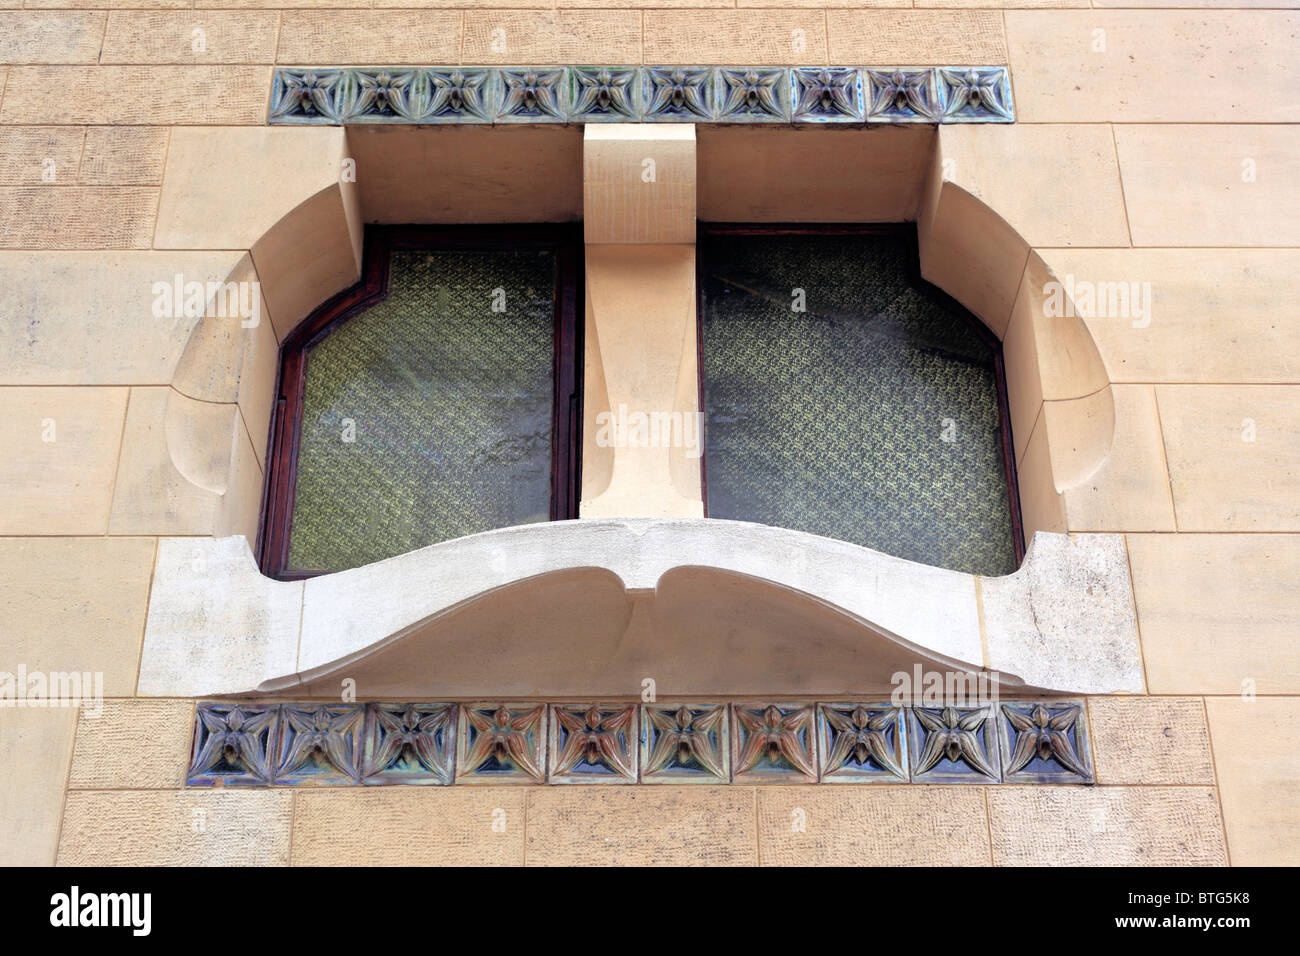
[287,248,556,573]
[700,232,1016,576]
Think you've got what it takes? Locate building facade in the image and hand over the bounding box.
[0,5,1297,866]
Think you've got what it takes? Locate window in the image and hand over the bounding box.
[697,224,1022,575]
[260,225,581,578]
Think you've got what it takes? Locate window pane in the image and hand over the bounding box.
[700,232,1016,575]
[287,248,557,573]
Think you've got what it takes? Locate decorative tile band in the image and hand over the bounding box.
[187,699,1090,787]
[269,66,1014,126]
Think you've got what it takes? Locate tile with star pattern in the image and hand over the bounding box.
[641,703,731,783]
[906,704,1001,783]
[187,702,279,786]
[817,703,908,782]
[548,703,638,783]
[997,700,1093,783]
[361,702,456,785]
[456,703,547,783]
[273,703,365,785]
[732,702,817,783]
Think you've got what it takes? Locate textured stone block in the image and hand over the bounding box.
[69,700,195,790]
[643,11,828,65]
[277,12,461,64]
[757,786,989,865]
[0,12,105,64]
[988,786,1226,865]
[526,786,757,865]
[1088,696,1215,785]
[0,187,157,249]
[827,11,1007,64]
[0,128,83,184]
[79,127,170,185]
[101,12,278,64]
[0,708,78,866]
[58,790,292,865]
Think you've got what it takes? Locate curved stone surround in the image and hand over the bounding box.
[137,519,1143,699]
[269,66,1014,125]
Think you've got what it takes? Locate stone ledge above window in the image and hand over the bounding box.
[136,523,1143,700]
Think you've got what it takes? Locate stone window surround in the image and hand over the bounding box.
[135,122,1142,702]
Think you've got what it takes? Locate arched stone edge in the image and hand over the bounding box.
[136,520,1144,699]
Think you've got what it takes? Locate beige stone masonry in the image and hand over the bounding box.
[526,787,757,865]
[1007,11,1300,123]
[1128,534,1300,695]
[988,786,1226,865]
[583,125,696,246]
[0,537,156,698]
[0,66,272,125]
[826,11,1007,64]
[1036,249,1300,385]
[757,786,989,866]
[79,127,171,186]
[1115,126,1300,247]
[643,11,829,65]
[0,12,106,65]
[68,699,195,790]
[277,11,462,64]
[108,387,263,541]
[155,126,362,341]
[101,12,280,64]
[1156,385,1300,531]
[0,128,83,184]
[0,186,158,249]
[292,789,529,865]
[0,707,78,866]
[1088,696,1215,785]
[0,387,127,534]
[1206,697,1300,867]
[59,790,293,865]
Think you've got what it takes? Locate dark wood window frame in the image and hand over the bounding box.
[695,222,1026,565]
[257,223,583,580]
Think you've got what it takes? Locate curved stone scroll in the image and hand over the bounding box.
[137,519,1144,698]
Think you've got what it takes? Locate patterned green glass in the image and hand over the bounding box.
[287,249,557,573]
[700,232,1016,575]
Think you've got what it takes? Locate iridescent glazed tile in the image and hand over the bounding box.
[791,68,863,123]
[642,67,714,122]
[717,68,790,123]
[570,67,640,122]
[418,69,497,123]
[937,67,1014,123]
[361,702,456,785]
[269,68,354,124]
[732,702,817,783]
[865,69,938,123]
[456,703,547,783]
[548,703,638,783]
[907,705,1001,783]
[641,703,730,784]
[495,68,567,123]
[188,702,278,786]
[997,700,1093,783]
[273,703,365,785]
[817,703,908,783]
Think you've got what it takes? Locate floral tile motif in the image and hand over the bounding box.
[270,69,354,124]
[269,66,1013,125]
[456,703,547,783]
[274,704,364,785]
[937,67,1014,123]
[571,67,640,121]
[641,703,730,783]
[496,68,567,122]
[361,702,456,785]
[907,705,1001,783]
[642,67,714,122]
[188,703,278,786]
[422,69,496,123]
[549,703,638,782]
[865,69,937,122]
[732,703,817,783]
[717,68,790,122]
[817,703,908,782]
[997,700,1093,783]
[792,68,863,123]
